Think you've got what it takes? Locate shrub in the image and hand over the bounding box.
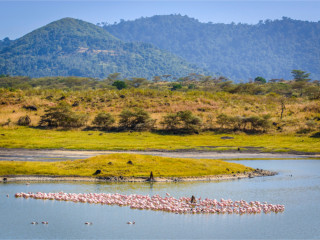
[39,105,88,128]
[171,83,182,91]
[119,108,155,131]
[216,114,271,132]
[92,112,115,128]
[17,115,31,126]
[161,110,202,133]
[112,80,127,90]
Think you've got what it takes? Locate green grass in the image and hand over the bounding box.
[0,153,253,177]
[0,127,319,153]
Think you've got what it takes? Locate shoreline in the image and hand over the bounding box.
[1,147,320,155]
[1,148,319,163]
[1,169,276,183]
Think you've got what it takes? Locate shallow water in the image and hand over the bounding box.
[1,159,320,239]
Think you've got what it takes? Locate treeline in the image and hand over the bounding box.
[15,105,273,134]
[1,70,319,99]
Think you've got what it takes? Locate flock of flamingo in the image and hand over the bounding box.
[15,191,285,215]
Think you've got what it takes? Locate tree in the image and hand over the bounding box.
[171,83,182,91]
[254,76,266,84]
[291,70,311,82]
[39,105,88,128]
[130,78,148,88]
[161,110,202,133]
[112,80,127,90]
[92,112,115,128]
[119,108,155,131]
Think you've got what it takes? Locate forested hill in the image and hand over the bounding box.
[105,15,320,80]
[0,18,206,79]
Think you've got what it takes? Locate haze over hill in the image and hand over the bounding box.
[105,14,320,80]
[0,18,205,79]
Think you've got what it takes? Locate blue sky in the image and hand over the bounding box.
[1,0,320,40]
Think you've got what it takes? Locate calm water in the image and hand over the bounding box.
[1,160,320,239]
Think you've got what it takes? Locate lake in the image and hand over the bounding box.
[1,159,320,239]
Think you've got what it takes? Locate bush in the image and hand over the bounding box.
[171,83,182,91]
[216,114,271,132]
[161,110,202,133]
[39,105,88,128]
[17,115,31,126]
[119,108,155,131]
[92,112,115,128]
[112,80,127,90]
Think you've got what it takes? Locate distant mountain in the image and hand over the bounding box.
[0,18,206,79]
[105,15,320,80]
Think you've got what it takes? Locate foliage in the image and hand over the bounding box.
[92,112,115,128]
[254,77,266,84]
[112,80,127,90]
[291,70,311,82]
[119,108,155,131]
[216,114,272,132]
[161,110,202,133]
[171,83,182,91]
[105,15,320,80]
[0,18,206,79]
[39,105,88,128]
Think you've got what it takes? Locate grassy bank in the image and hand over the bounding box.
[0,127,319,153]
[0,153,253,177]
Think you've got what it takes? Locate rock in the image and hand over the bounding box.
[221,136,234,139]
[72,101,79,107]
[23,105,37,111]
[127,160,133,165]
[3,178,7,183]
[93,170,101,175]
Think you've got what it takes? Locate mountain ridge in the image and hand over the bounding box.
[0,17,206,79]
[105,14,320,80]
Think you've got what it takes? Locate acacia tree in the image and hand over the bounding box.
[291,70,311,82]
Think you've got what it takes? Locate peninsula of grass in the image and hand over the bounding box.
[0,153,254,178]
[0,127,319,153]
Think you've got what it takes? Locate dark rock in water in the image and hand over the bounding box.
[248,173,254,178]
[3,178,7,183]
[93,170,101,175]
[127,160,133,165]
[23,105,37,111]
[221,136,234,139]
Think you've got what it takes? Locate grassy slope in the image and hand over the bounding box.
[0,153,253,177]
[0,127,319,153]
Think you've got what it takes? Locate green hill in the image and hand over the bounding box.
[0,18,206,79]
[105,15,320,81]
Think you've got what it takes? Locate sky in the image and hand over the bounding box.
[1,0,320,40]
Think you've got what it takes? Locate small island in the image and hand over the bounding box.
[0,153,275,182]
